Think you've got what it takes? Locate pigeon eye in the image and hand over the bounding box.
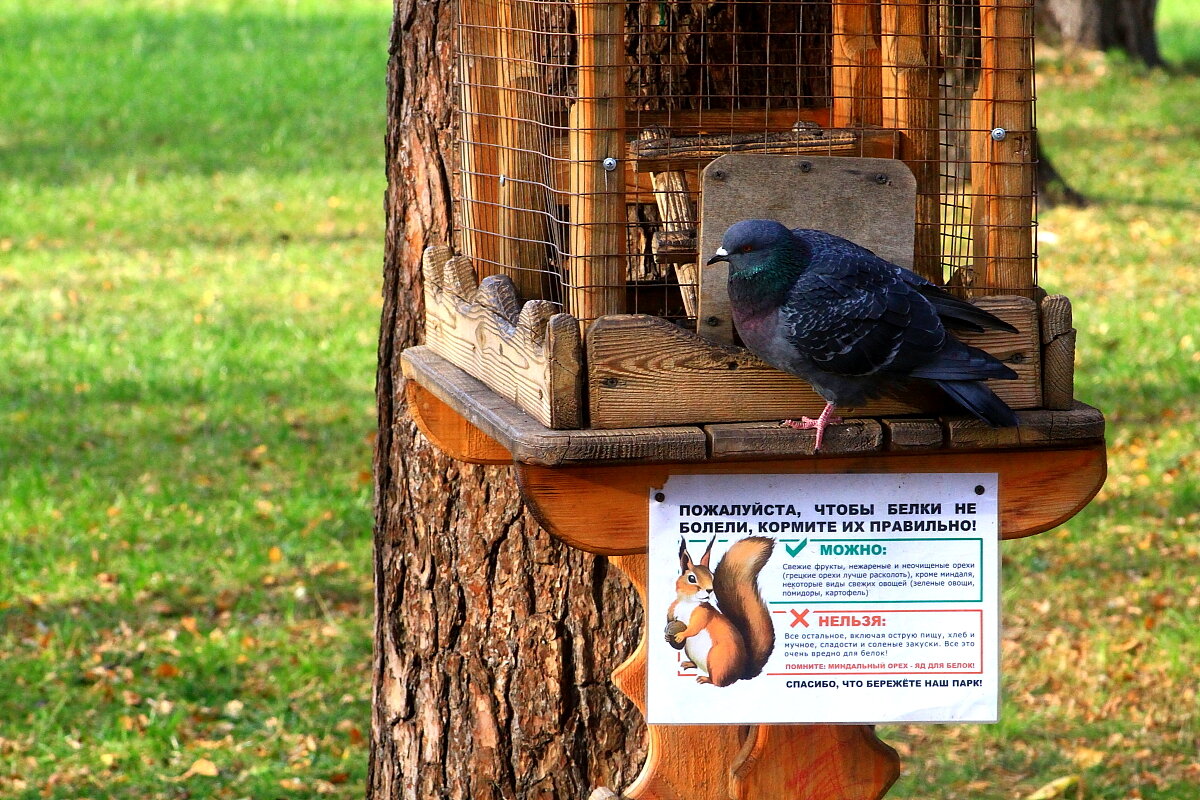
[740,245,753,253]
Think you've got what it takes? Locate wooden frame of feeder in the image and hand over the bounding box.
[416,0,1105,796]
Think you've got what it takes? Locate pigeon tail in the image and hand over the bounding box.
[934,380,1019,428]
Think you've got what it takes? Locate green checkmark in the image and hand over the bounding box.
[785,539,808,557]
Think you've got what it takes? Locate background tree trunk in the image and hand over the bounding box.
[1036,0,1162,67]
[370,0,645,797]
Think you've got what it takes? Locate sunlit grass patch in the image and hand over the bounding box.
[0,0,387,796]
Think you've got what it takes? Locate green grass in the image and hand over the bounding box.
[883,2,1200,797]
[0,0,387,796]
[3,0,1200,798]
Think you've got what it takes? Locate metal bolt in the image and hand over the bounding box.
[875,173,889,185]
[654,492,666,503]
[990,127,1007,141]
[799,161,812,173]
[712,170,727,181]
[602,157,618,171]
[704,316,721,327]
[499,174,507,187]
[1010,352,1027,364]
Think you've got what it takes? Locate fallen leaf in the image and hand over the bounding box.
[268,546,283,563]
[1072,747,1104,769]
[1024,775,1079,800]
[154,662,181,679]
[174,757,219,780]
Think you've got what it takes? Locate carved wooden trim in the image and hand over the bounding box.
[422,244,584,429]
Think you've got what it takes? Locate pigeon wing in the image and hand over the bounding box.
[782,260,946,378]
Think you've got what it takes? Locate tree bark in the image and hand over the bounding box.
[370,1,644,797]
[1036,0,1162,68]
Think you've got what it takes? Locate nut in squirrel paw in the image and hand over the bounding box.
[664,619,687,649]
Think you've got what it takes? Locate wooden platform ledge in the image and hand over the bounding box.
[402,346,1106,551]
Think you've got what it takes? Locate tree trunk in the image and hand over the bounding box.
[1036,0,1162,67]
[370,0,645,797]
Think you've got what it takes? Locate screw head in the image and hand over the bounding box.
[602,157,618,171]
[990,127,1007,141]
[875,173,889,185]
[712,170,727,181]
[799,161,812,173]
[600,376,620,388]
[704,316,721,327]
[654,492,666,502]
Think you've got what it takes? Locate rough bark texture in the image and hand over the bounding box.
[1036,0,1162,67]
[370,0,645,797]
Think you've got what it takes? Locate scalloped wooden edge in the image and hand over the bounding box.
[422,244,584,429]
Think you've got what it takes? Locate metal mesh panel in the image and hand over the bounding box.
[455,0,1037,325]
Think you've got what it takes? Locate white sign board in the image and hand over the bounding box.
[646,473,999,725]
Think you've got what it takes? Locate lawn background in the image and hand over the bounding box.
[1,0,1197,797]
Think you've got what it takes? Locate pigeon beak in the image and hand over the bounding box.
[706,247,729,266]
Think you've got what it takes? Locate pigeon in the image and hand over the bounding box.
[707,219,1019,451]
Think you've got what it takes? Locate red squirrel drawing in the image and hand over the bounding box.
[665,536,775,687]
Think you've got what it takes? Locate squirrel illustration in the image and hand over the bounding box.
[664,535,775,687]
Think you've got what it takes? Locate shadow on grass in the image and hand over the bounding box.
[2,8,387,185]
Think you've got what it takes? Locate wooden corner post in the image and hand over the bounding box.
[972,0,1036,295]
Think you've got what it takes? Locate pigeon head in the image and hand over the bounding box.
[706,219,798,278]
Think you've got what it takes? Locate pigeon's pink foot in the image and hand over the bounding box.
[781,403,842,451]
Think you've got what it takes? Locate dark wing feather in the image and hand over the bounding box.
[781,247,946,378]
[897,269,1019,333]
[790,228,1018,334]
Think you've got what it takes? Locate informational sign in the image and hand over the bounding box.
[646,473,999,725]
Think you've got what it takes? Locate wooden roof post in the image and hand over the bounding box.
[568,0,627,328]
[881,0,943,283]
[832,0,883,128]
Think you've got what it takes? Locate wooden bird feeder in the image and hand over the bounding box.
[402,0,1107,795]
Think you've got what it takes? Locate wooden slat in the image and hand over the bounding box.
[705,419,884,459]
[1041,294,1076,409]
[587,304,1042,429]
[568,0,626,324]
[832,0,883,128]
[495,0,553,299]
[631,127,899,174]
[880,0,942,283]
[421,245,584,429]
[697,154,916,345]
[883,418,945,450]
[632,107,833,135]
[945,401,1103,449]
[954,295,1042,408]
[458,3,503,272]
[401,346,708,466]
[644,131,700,319]
[514,442,1108,554]
[588,314,927,428]
[972,0,1036,294]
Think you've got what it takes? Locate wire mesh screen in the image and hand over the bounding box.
[455,0,1037,325]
